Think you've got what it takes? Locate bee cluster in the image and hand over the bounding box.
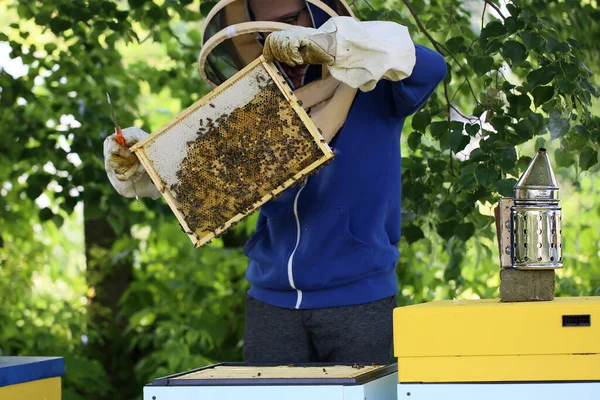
[169,78,326,245]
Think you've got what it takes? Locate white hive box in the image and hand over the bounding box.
[143,363,398,400]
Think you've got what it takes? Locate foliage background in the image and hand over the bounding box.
[0,0,599,399]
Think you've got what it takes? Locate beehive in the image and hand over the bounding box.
[130,56,333,248]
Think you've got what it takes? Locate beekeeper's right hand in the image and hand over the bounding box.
[103,126,162,200]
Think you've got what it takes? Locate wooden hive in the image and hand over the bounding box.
[130,56,333,248]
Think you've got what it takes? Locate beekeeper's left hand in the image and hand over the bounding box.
[263,26,336,67]
[263,17,417,92]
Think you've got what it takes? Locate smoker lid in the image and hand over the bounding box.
[513,148,559,201]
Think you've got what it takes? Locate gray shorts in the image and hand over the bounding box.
[243,295,396,364]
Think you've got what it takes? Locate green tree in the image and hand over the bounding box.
[0,1,598,399]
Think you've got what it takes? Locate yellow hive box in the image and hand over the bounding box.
[393,296,600,383]
[0,356,64,400]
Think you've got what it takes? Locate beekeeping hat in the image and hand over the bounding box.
[198,0,356,88]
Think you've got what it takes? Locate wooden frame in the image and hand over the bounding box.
[130,56,333,248]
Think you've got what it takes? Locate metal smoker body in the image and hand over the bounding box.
[498,148,562,270]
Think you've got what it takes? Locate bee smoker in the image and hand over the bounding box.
[497,148,562,270]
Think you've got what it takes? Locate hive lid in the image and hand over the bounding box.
[0,356,65,387]
[148,362,397,387]
[513,148,559,200]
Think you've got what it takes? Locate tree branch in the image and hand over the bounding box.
[443,79,456,177]
[401,0,480,104]
[484,0,506,20]
[481,2,487,29]
[401,0,444,54]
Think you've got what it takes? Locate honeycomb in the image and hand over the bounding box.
[130,58,333,247]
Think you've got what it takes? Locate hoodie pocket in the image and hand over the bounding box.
[294,206,374,290]
[243,219,267,256]
[244,212,296,289]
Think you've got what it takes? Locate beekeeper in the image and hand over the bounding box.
[104,0,447,364]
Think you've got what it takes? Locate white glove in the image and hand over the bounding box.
[103,126,161,200]
[264,17,417,92]
[263,25,336,66]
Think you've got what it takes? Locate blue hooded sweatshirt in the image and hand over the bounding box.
[243,2,447,309]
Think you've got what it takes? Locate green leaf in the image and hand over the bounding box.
[445,36,466,54]
[531,86,554,107]
[514,119,535,139]
[439,201,457,221]
[495,178,518,197]
[493,147,518,171]
[484,40,503,54]
[52,214,64,229]
[405,157,426,176]
[430,121,449,138]
[481,21,506,39]
[425,18,441,32]
[472,56,494,77]
[465,123,480,136]
[526,66,555,87]
[555,79,576,97]
[502,81,516,92]
[580,79,600,98]
[402,224,425,244]
[502,40,527,67]
[554,148,575,168]
[428,159,446,173]
[520,31,544,51]
[129,0,147,9]
[575,125,590,140]
[450,130,470,153]
[44,43,58,54]
[508,94,531,117]
[436,221,457,240]
[39,208,54,222]
[26,184,44,200]
[17,3,31,19]
[546,36,570,53]
[407,131,422,151]
[562,63,580,81]
[579,148,598,171]
[49,18,71,34]
[455,223,475,241]
[459,170,477,191]
[475,164,499,187]
[506,3,521,16]
[444,255,462,281]
[567,38,581,50]
[412,111,431,131]
[468,148,486,162]
[504,16,525,33]
[528,112,545,130]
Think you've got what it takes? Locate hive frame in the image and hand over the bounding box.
[130,56,333,248]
